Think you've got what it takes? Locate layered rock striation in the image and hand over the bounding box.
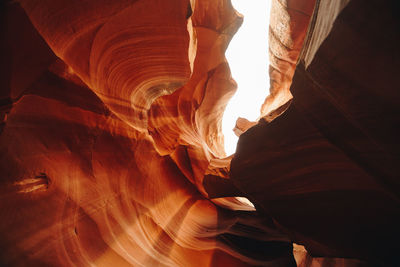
[1,0,399,266]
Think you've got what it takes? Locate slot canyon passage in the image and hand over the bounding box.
[0,0,399,266]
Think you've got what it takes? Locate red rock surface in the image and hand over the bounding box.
[1,0,399,266]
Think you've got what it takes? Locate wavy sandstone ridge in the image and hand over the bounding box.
[0,0,286,266]
[1,0,399,266]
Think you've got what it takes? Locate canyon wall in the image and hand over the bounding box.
[1,0,399,266]
[231,0,400,266]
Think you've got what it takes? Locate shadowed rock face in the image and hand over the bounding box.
[0,0,399,266]
[231,0,400,266]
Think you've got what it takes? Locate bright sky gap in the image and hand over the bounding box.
[223,0,271,155]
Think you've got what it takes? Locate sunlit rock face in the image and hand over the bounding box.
[1,0,290,266]
[259,0,316,119]
[1,0,399,267]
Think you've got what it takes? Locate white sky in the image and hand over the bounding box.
[223,0,271,155]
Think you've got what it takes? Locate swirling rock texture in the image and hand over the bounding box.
[0,0,399,267]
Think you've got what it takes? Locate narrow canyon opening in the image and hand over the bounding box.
[223,0,271,155]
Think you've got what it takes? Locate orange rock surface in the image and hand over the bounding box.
[1,0,399,266]
[1,0,286,266]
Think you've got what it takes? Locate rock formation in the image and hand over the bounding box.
[0,0,399,266]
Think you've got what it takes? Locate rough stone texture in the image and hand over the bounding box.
[259,0,316,119]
